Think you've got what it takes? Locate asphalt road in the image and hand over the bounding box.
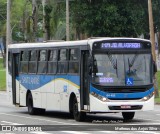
[0,91,160,134]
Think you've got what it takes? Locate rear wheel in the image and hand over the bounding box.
[73,97,86,121]
[38,108,45,115]
[27,93,38,115]
[122,112,135,120]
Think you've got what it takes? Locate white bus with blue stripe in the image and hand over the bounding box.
[7,38,156,121]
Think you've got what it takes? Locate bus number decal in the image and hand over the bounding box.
[63,85,68,92]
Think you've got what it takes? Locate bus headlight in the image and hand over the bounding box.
[91,92,109,102]
[142,91,154,101]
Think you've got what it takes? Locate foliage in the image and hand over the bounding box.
[11,0,32,42]
[153,0,160,32]
[49,1,66,40]
[0,0,7,37]
[156,71,160,91]
[0,0,159,41]
[0,58,6,91]
[71,0,147,38]
[155,97,160,103]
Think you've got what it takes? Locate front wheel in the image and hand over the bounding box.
[73,97,86,121]
[122,112,135,120]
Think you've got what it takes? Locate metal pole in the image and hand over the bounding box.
[66,0,69,41]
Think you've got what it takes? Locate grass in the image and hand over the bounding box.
[156,71,160,91]
[155,97,160,104]
[155,71,160,103]
[0,58,6,91]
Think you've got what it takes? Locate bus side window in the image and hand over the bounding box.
[69,49,79,74]
[29,50,37,74]
[58,49,68,74]
[20,51,29,73]
[38,50,47,74]
[48,50,57,74]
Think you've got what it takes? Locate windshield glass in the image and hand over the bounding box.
[92,53,151,86]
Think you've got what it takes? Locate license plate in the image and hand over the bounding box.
[121,105,131,109]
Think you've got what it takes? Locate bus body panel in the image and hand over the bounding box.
[16,79,20,104]
[19,85,27,106]
[32,89,41,108]
[18,74,80,112]
[41,92,46,109]
[46,93,60,111]
[8,74,12,104]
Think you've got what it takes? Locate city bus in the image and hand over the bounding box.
[7,38,156,121]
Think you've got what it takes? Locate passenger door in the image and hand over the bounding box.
[80,50,90,110]
[12,53,20,105]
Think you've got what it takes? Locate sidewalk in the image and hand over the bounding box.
[0,91,13,106]
[0,91,7,95]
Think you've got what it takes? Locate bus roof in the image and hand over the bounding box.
[8,37,150,49]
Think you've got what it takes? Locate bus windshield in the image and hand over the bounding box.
[92,53,152,86]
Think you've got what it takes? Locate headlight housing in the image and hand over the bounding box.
[141,91,155,101]
[91,92,109,102]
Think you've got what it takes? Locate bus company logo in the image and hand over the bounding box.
[21,75,40,85]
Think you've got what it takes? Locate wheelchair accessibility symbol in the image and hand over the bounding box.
[126,78,133,86]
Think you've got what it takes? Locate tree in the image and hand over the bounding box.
[31,0,38,42]
[11,0,32,42]
[1,0,159,42]
[71,0,147,39]
[42,0,66,40]
[0,0,7,38]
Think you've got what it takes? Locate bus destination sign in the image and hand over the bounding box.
[101,43,141,49]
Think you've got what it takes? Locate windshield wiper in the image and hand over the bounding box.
[107,52,118,76]
[127,54,138,75]
[108,53,117,69]
[129,54,138,68]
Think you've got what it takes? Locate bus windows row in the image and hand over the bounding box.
[20,48,79,74]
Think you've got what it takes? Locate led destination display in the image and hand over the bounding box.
[93,41,151,51]
[101,43,141,49]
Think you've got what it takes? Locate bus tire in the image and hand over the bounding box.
[122,112,135,120]
[27,93,38,115]
[37,108,46,115]
[73,97,86,122]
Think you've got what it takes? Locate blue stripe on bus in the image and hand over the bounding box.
[90,85,154,99]
[19,74,80,90]
[16,76,19,80]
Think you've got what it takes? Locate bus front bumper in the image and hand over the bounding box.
[89,94,154,113]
